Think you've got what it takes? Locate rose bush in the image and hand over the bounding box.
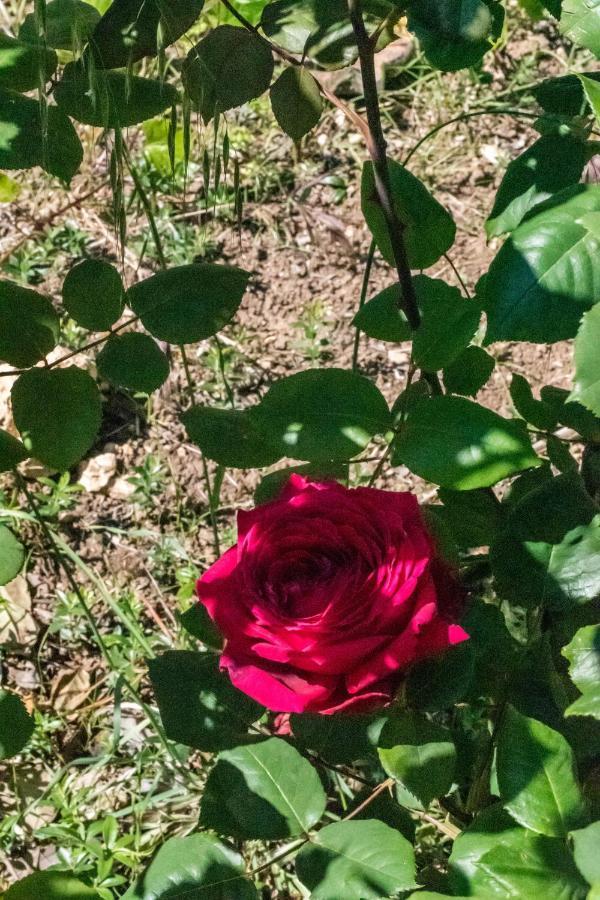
[197,475,468,714]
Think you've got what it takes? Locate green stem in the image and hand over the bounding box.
[352,238,376,372]
[123,144,168,270]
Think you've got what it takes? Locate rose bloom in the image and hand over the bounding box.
[196,475,468,715]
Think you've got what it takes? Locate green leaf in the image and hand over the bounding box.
[490,473,600,610]
[461,601,523,700]
[200,737,327,839]
[0,172,21,202]
[148,651,263,752]
[0,525,25,586]
[407,0,504,72]
[485,184,600,343]
[12,366,102,471]
[5,872,101,899]
[393,396,540,490]
[127,263,249,344]
[571,820,600,884]
[412,276,481,372]
[405,642,475,711]
[270,66,322,142]
[291,712,386,764]
[295,820,417,899]
[182,406,281,469]
[0,279,59,367]
[533,72,600,116]
[546,433,578,474]
[0,689,34,758]
[437,487,503,547]
[450,804,587,898]
[443,345,495,396]
[250,368,391,462]
[497,705,587,837]
[362,160,456,270]
[541,385,600,441]
[122,832,257,899]
[510,373,558,431]
[261,0,401,69]
[570,304,600,416]
[377,711,456,809]
[561,0,600,56]
[0,429,28,473]
[183,25,274,123]
[62,259,124,331]
[179,603,223,650]
[254,461,348,505]
[88,0,205,68]
[0,90,82,184]
[55,62,178,128]
[486,134,586,237]
[19,0,101,50]
[97,333,169,394]
[352,284,411,342]
[0,34,57,92]
[563,625,600,720]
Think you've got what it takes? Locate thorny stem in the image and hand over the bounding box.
[347,0,421,333]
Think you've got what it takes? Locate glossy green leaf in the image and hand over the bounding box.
[533,72,600,115]
[461,601,523,700]
[183,25,274,123]
[12,366,102,471]
[362,160,456,270]
[407,0,504,72]
[569,304,600,416]
[580,73,600,123]
[270,66,322,142]
[291,712,386,764]
[485,184,600,343]
[378,711,456,809]
[405,641,475,711]
[497,705,587,837]
[295,820,416,899]
[563,625,600,720]
[491,473,600,609]
[62,259,124,331]
[510,373,558,431]
[148,651,263,752]
[393,396,540,490]
[547,433,578,473]
[183,406,281,469]
[0,429,28,473]
[200,737,327,839]
[0,279,59,367]
[5,872,101,899]
[127,263,249,344]
[98,333,169,394]
[443,345,495,396]
[352,284,411,342]
[0,689,34,758]
[0,525,25,586]
[55,62,177,128]
[250,368,391,462]
[437,487,503,547]
[541,385,600,441]
[19,0,101,50]
[412,276,481,371]
[561,0,600,56]
[0,34,57,92]
[571,820,600,884]
[179,603,223,650]
[0,90,82,183]
[449,803,587,898]
[261,0,401,69]
[123,832,257,899]
[486,134,586,237]
[88,0,205,67]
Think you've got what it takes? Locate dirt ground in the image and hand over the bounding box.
[0,8,585,888]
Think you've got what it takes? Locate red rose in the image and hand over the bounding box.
[196,475,468,714]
